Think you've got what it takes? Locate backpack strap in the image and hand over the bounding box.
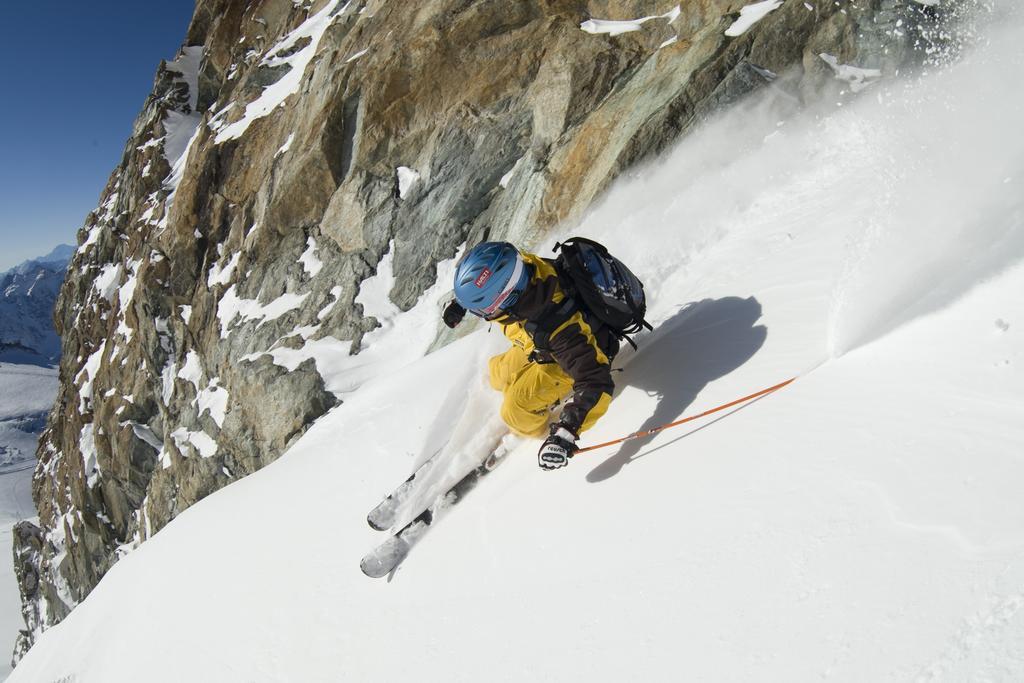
[554,237,608,256]
[525,296,578,356]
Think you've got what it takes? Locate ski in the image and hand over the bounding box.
[366,445,446,531]
[359,441,514,578]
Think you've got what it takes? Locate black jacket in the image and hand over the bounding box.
[492,252,618,434]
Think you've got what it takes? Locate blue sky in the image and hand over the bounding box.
[0,2,196,271]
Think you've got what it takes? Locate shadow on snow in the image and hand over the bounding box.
[585,296,767,483]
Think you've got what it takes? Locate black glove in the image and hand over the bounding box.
[538,424,578,471]
[443,300,466,329]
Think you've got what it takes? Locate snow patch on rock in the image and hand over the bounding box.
[244,242,464,397]
[159,47,205,231]
[216,1,348,143]
[176,351,203,392]
[161,359,178,406]
[78,424,99,488]
[74,342,107,413]
[580,5,680,36]
[208,252,241,288]
[819,53,883,92]
[276,132,295,157]
[169,428,218,459]
[299,237,323,277]
[725,0,783,37]
[92,264,123,303]
[196,379,229,428]
[395,167,420,199]
[217,285,311,339]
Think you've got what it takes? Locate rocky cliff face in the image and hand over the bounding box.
[13,0,946,663]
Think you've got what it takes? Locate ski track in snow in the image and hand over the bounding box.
[10,8,1024,683]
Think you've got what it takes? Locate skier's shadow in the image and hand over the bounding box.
[586,296,767,483]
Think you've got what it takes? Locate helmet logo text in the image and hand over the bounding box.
[474,268,492,288]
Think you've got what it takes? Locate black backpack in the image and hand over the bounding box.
[551,237,652,349]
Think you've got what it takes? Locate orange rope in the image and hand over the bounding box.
[575,377,797,455]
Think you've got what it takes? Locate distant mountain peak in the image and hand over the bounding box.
[0,245,70,365]
[38,244,75,265]
[7,244,74,278]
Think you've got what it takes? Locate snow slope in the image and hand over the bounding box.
[0,363,58,467]
[0,465,33,680]
[10,8,1024,682]
[0,244,66,672]
[0,363,54,677]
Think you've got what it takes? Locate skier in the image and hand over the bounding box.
[442,241,620,471]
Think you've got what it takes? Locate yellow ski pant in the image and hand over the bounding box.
[489,345,615,438]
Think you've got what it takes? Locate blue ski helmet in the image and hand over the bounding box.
[453,242,529,318]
